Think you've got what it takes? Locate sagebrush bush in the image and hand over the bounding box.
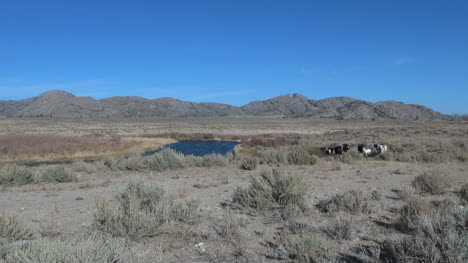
[92,180,199,241]
[397,197,434,232]
[0,164,35,185]
[316,190,371,215]
[287,149,311,165]
[200,154,228,167]
[309,154,320,165]
[341,151,363,164]
[0,216,34,241]
[239,156,258,170]
[232,168,308,213]
[325,214,353,240]
[39,165,74,183]
[385,206,468,263]
[257,148,288,164]
[460,183,468,203]
[111,154,145,171]
[211,210,246,240]
[144,148,186,172]
[266,232,335,262]
[5,234,126,263]
[411,171,450,195]
[70,160,104,174]
[184,155,203,167]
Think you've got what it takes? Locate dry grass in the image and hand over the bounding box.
[0,134,174,164]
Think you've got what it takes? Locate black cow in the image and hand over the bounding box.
[343,144,351,152]
[357,144,365,153]
[334,146,343,155]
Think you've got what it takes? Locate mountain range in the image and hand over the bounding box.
[0,90,448,120]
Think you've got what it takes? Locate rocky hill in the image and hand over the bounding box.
[0,90,448,120]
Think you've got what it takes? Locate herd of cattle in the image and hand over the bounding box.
[320,143,389,157]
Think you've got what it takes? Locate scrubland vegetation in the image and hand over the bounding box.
[0,119,467,262]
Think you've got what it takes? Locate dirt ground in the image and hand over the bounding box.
[0,119,467,262]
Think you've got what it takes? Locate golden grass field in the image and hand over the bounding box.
[0,118,467,262]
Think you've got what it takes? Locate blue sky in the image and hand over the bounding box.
[1,1,467,113]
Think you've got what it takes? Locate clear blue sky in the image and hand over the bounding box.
[1,1,467,113]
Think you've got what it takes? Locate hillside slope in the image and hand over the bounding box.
[0,90,448,120]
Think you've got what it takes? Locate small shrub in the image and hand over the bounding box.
[211,210,246,240]
[392,151,413,162]
[459,183,468,203]
[0,216,34,241]
[70,160,102,174]
[287,149,311,165]
[92,180,199,241]
[325,214,353,240]
[200,154,227,167]
[370,189,383,201]
[412,171,450,195]
[232,168,308,213]
[0,164,35,185]
[341,152,363,164]
[397,197,434,232]
[385,206,468,263]
[239,157,258,170]
[144,148,186,172]
[316,190,371,215]
[112,154,145,171]
[39,165,74,183]
[309,154,320,165]
[258,148,288,164]
[379,152,393,161]
[185,155,203,167]
[6,234,126,263]
[266,232,335,262]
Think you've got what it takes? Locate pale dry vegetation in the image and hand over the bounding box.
[92,180,199,241]
[0,134,174,164]
[231,168,309,215]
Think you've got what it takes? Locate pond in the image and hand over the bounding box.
[144,140,242,157]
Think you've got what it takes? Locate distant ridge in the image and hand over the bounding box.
[0,90,449,120]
